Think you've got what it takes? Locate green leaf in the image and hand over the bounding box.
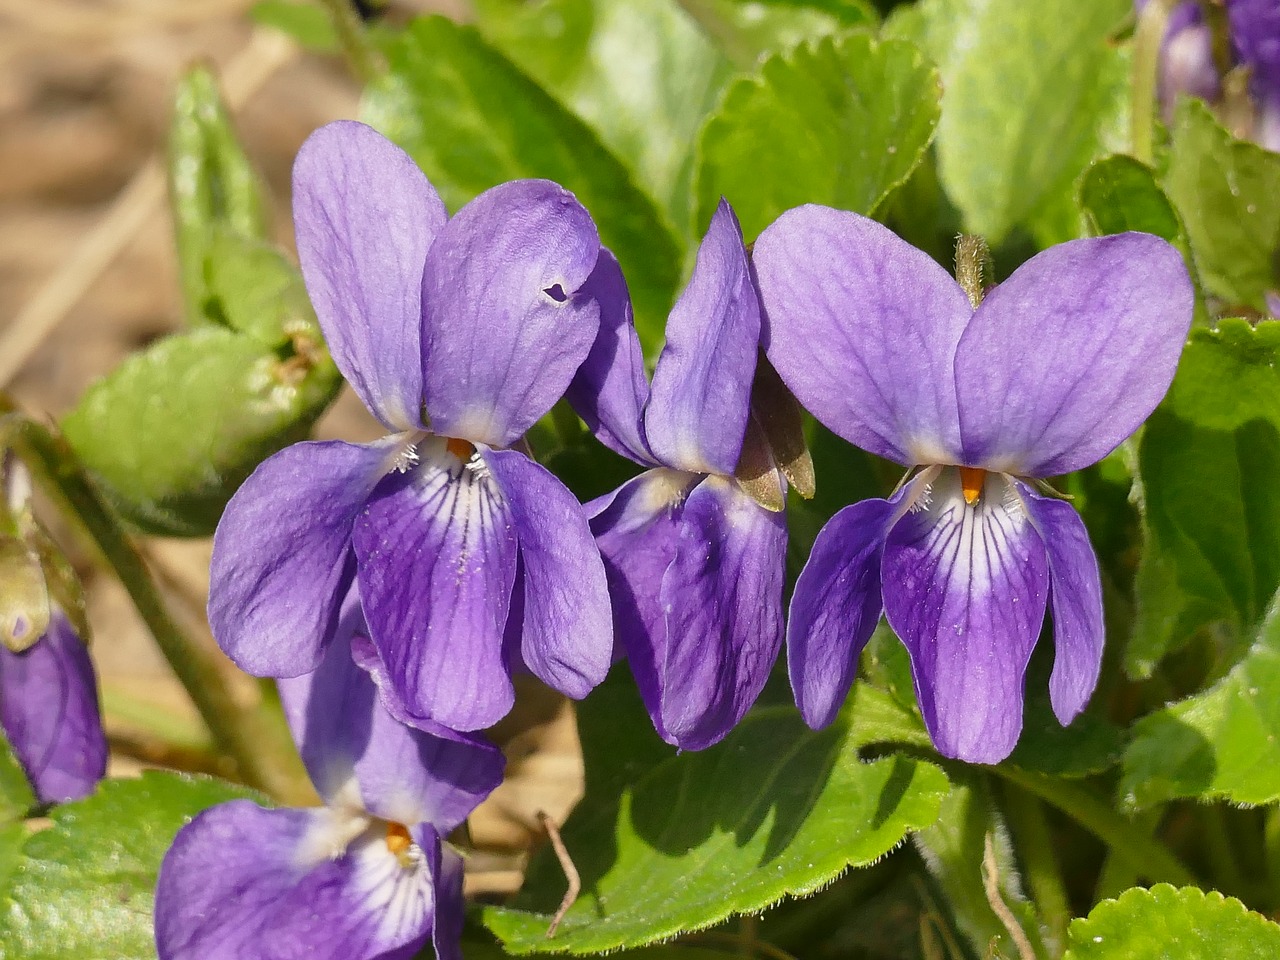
[694,31,940,241]
[0,772,261,960]
[364,16,683,349]
[168,65,269,327]
[0,736,34,824]
[1064,884,1280,959]
[1129,320,1280,676]
[1079,154,1182,243]
[688,0,877,71]
[1121,590,1280,808]
[473,0,731,231]
[483,686,948,953]
[250,0,340,52]
[887,0,1129,243]
[1163,99,1280,312]
[63,326,341,536]
[204,231,321,347]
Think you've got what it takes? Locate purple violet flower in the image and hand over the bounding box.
[1141,0,1280,150]
[155,599,504,960]
[1229,0,1280,150]
[754,209,1193,763]
[568,202,786,750]
[0,609,107,805]
[208,120,613,732]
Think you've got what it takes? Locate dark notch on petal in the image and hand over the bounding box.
[543,283,568,303]
[955,234,990,309]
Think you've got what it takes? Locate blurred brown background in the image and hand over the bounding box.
[1,0,575,894]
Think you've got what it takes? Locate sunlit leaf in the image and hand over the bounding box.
[887,0,1129,243]
[63,327,340,537]
[1163,99,1280,313]
[484,682,947,952]
[694,31,940,240]
[1065,884,1280,959]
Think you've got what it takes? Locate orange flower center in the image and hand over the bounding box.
[959,466,986,505]
[385,821,414,866]
[446,437,476,461]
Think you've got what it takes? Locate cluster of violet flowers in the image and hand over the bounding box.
[153,120,1193,960]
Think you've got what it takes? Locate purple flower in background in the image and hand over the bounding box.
[0,610,107,805]
[568,202,786,751]
[755,208,1192,763]
[0,452,105,805]
[155,603,504,960]
[1143,1,1220,119]
[1230,0,1280,149]
[1141,0,1280,150]
[209,120,613,733]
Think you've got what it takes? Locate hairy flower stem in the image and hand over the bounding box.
[4,402,309,801]
[1132,0,1177,164]
[999,782,1070,955]
[996,767,1196,888]
[318,0,383,85]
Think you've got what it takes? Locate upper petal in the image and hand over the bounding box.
[788,496,899,731]
[645,200,759,475]
[209,438,396,678]
[755,205,971,466]
[420,180,602,447]
[0,611,106,805]
[156,802,437,960]
[278,633,503,831]
[352,438,518,732]
[1019,482,1105,726]
[655,477,787,750]
[565,250,654,464]
[954,233,1194,476]
[482,448,612,699]
[882,468,1050,763]
[293,120,445,430]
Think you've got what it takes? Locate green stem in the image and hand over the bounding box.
[996,768,1196,888]
[1131,0,1176,164]
[1001,782,1071,955]
[7,406,308,801]
[318,0,383,86]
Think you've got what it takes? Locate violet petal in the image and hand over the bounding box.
[654,477,786,750]
[754,205,971,467]
[352,439,518,732]
[421,180,601,447]
[788,497,898,731]
[565,250,654,464]
[422,827,466,960]
[882,468,1050,764]
[645,200,759,475]
[0,611,106,805]
[293,120,444,430]
[482,447,612,700]
[590,469,699,717]
[955,233,1193,476]
[209,438,395,678]
[1019,482,1105,726]
[278,636,503,831]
